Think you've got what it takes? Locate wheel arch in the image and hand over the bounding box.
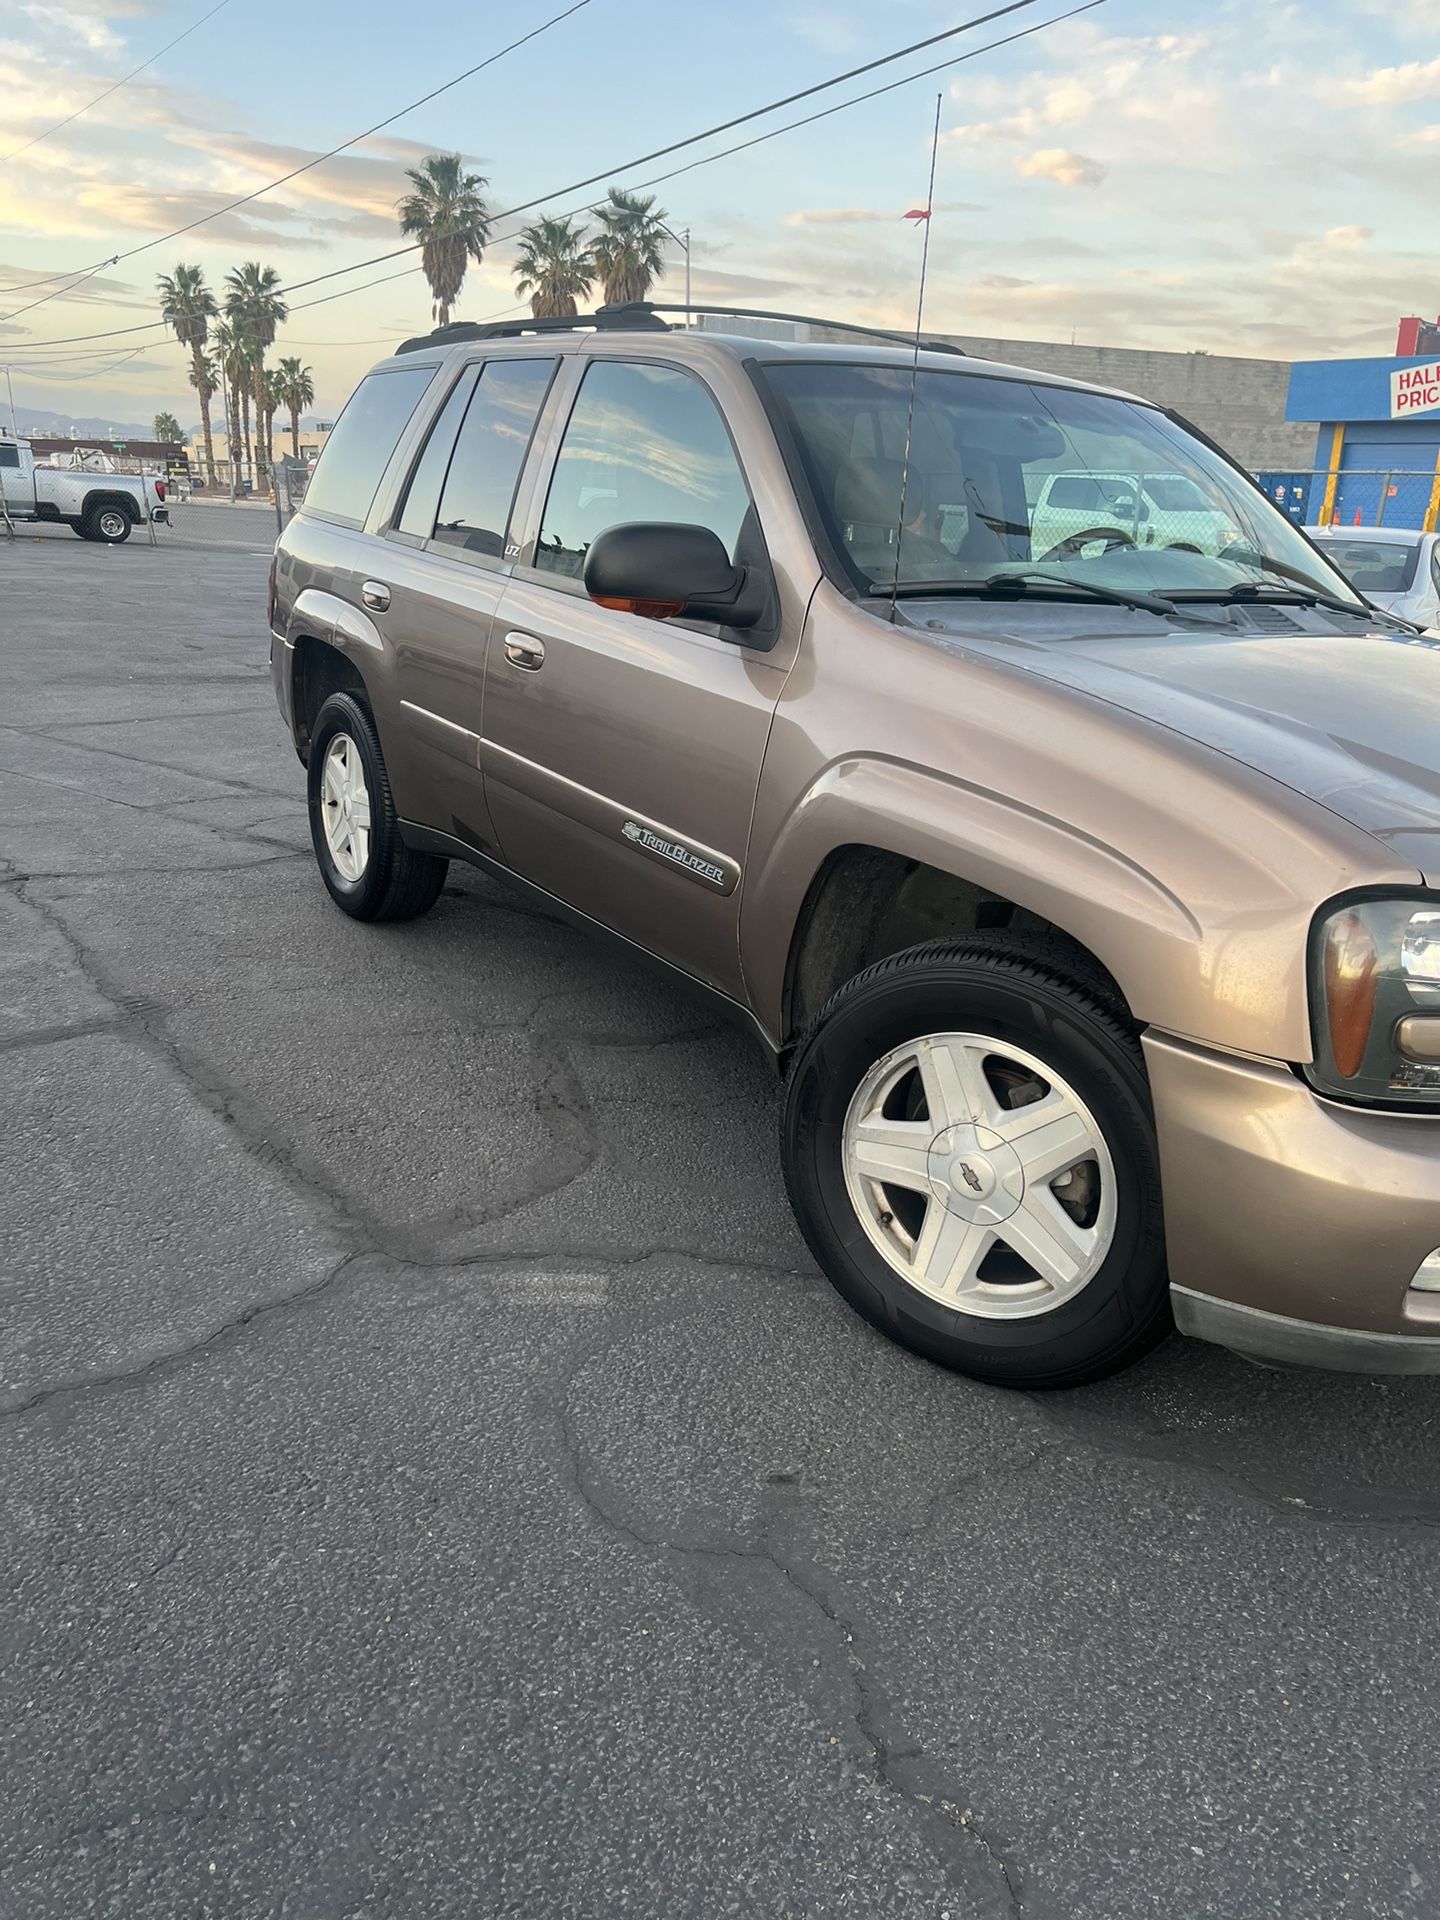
[83,490,139,525]
[285,588,388,761]
[742,757,1204,1052]
[778,842,1133,1051]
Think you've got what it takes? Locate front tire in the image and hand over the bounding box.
[782,939,1169,1389]
[306,691,447,922]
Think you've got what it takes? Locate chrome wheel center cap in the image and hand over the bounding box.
[927,1123,1025,1225]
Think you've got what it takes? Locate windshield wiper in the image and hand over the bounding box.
[1175,580,1380,619]
[887,570,1180,616]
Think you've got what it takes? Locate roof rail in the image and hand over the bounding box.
[395,301,966,357]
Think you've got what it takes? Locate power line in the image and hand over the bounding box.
[3,0,1092,358]
[5,1,1033,344]
[1,1,594,329]
[0,0,232,166]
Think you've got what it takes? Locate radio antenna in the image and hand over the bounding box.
[889,91,943,625]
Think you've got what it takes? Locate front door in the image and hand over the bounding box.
[481,357,790,1000]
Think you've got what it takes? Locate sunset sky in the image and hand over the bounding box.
[1,0,1435,427]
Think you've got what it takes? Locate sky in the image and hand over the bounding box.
[0,0,1436,430]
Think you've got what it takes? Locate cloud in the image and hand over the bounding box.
[1016,148,1107,188]
[1337,55,1440,104]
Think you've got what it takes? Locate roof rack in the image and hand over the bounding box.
[395,300,966,358]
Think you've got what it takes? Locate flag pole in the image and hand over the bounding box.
[890,92,943,624]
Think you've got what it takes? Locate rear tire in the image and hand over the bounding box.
[782,937,1169,1389]
[84,504,132,545]
[306,691,447,922]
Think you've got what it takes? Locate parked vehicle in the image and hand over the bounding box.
[269,303,1440,1387]
[1029,468,1233,560]
[0,434,166,542]
[1308,525,1440,630]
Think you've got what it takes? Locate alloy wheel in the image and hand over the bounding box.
[319,732,372,882]
[841,1030,1117,1319]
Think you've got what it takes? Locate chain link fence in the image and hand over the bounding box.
[1257,468,1440,532]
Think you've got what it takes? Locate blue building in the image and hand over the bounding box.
[1283,354,1440,531]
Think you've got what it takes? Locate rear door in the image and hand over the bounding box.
[373,354,558,853]
[481,354,793,998]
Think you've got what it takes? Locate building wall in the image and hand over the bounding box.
[697,317,1315,470]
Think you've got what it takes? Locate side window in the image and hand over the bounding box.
[432,358,555,561]
[395,366,479,540]
[303,366,436,526]
[535,361,751,581]
[0,444,19,469]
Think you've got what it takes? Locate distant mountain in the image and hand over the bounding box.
[9,405,156,440]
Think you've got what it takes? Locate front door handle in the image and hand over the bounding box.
[504,632,546,671]
[361,580,391,612]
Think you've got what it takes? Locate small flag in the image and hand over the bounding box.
[903,207,931,223]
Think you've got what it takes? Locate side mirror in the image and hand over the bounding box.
[583,522,767,629]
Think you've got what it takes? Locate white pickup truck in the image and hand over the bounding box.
[0,435,167,543]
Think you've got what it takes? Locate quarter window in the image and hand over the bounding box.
[303,366,436,526]
[431,358,555,560]
[535,361,751,580]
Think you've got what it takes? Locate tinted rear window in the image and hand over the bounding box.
[303,366,436,526]
[432,358,555,559]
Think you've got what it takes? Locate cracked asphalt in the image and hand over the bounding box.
[3,506,1440,1919]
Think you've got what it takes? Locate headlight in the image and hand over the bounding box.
[1309,895,1440,1105]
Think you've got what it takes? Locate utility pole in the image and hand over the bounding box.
[658,222,692,325]
[3,365,17,437]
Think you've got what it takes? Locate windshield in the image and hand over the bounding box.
[762,361,1365,607]
[1314,536,1422,596]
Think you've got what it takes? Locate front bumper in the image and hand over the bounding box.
[1145,1031,1440,1373]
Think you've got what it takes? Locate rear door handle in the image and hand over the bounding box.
[504,632,546,671]
[361,580,391,612]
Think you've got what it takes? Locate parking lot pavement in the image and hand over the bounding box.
[3,528,1439,1920]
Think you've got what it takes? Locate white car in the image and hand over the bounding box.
[1029,469,1233,560]
[1308,526,1440,629]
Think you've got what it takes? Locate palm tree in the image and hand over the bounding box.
[156,264,218,484]
[276,356,315,459]
[224,262,288,485]
[187,352,219,482]
[211,317,248,488]
[260,368,285,474]
[513,215,596,318]
[397,153,491,329]
[152,410,182,444]
[591,189,669,307]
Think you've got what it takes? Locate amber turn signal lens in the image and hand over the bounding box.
[591,594,686,621]
[1323,910,1379,1078]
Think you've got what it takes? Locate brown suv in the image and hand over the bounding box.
[270,302,1440,1387]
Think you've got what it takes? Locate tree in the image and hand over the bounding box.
[513,215,595,318]
[397,153,491,330]
[261,367,287,471]
[224,262,288,485]
[152,410,182,445]
[156,264,218,484]
[591,189,669,306]
[275,355,315,459]
[187,352,219,484]
[211,318,248,488]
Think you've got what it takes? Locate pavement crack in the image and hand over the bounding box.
[547,1382,1026,1916]
[0,1251,370,1423]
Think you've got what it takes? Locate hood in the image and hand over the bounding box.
[912,603,1440,883]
